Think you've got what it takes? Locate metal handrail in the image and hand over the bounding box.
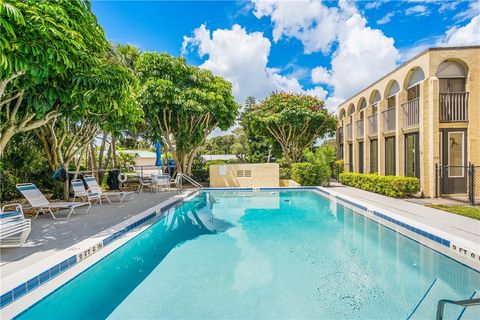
[177,173,203,189]
[436,297,480,320]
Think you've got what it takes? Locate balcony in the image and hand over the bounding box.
[337,127,344,144]
[383,107,396,132]
[368,114,377,137]
[346,123,352,141]
[402,98,419,129]
[439,92,468,122]
[356,119,364,139]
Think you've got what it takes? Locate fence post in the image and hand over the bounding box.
[435,163,438,198]
[469,163,475,205]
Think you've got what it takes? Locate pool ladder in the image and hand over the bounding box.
[436,297,480,320]
[176,173,203,190]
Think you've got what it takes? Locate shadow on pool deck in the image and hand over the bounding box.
[0,191,177,279]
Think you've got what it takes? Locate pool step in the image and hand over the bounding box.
[408,279,465,320]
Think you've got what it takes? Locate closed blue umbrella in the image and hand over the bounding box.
[155,141,163,166]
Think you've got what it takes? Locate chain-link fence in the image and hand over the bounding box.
[436,163,479,205]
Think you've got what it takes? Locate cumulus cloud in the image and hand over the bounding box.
[453,2,480,22]
[440,14,480,46]
[252,0,399,110]
[182,24,307,104]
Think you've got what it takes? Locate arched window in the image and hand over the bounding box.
[436,60,467,93]
[406,68,425,88]
[369,90,381,114]
[405,68,425,102]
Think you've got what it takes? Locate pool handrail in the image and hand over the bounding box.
[436,297,480,320]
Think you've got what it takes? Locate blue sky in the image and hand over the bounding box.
[92,0,479,111]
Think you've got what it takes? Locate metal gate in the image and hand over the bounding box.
[436,163,479,205]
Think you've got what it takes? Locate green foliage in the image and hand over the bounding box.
[136,52,239,174]
[334,160,344,178]
[116,153,136,169]
[242,92,336,165]
[338,172,420,198]
[291,163,330,186]
[0,133,52,201]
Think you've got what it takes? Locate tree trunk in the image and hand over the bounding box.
[89,142,99,180]
[0,126,16,156]
[111,138,117,168]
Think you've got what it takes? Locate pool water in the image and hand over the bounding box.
[18,191,480,319]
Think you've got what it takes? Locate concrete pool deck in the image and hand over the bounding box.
[326,184,480,244]
[0,191,177,279]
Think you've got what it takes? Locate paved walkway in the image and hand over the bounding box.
[327,184,480,245]
[0,191,177,279]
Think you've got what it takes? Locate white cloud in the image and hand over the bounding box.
[440,14,480,46]
[311,66,332,84]
[454,2,480,22]
[252,0,344,54]
[365,1,383,10]
[182,24,305,104]
[377,12,394,25]
[405,5,430,16]
[252,0,399,110]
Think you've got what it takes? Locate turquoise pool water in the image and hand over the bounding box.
[18,190,479,319]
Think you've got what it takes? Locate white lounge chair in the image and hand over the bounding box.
[16,183,90,220]
[84,176,134,204]
[71,179,101,204]
[0,204,31,248]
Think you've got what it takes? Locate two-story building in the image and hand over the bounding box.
[337,46,479,197]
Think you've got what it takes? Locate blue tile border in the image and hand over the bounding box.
[0,206,164,309]
[373,210,451,248]
[0,255,77,309]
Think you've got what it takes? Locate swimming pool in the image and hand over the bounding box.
[17,190,480,319]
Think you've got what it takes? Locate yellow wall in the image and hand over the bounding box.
[209,163,280,188]
[337,46,480,197]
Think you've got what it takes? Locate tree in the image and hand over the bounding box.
[241,96,277,163]
[34,49,142,198]
[137,52,239,175]
[0,0,109,154]
[229,127,248,162]
[242,92,336,166]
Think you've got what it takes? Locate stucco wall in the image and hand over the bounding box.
[209,163,279,188]
[135,158,155,167]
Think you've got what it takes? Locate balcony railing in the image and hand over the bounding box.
[439,92,468,122]
[346,123,352,141]
[356,119,364,139]
[383,107,396,132]
[337,127,344,144]
[402,98,419,129]
[368,114,377,137]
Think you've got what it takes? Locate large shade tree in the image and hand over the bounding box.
[0,0,109,154]
[242,92,337,165]
[137,52,239,175]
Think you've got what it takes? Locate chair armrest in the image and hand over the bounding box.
[1,203,23,214]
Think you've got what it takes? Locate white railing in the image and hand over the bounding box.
[439,92,468,122]
[176,173,203,190]
[346,123,353,140]
[383,108,396,132]
[368,114,377,136]
[402,98,419,129]
[356,119,364,139]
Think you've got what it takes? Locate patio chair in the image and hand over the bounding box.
[71,179,101,204]
[84,176,134,204]
[0,204,31,248]
[16,183,90,220]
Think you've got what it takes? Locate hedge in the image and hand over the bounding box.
[338,172,420,198]
[291,162,330,186]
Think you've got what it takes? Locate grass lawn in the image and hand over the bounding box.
[427,204,480,221]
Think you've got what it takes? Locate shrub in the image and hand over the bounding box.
[338,172,420,198]
[291,163,330,186]
[334,160,344,178]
